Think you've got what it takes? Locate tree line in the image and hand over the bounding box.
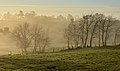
[2,11,120,54]
[64,13,120,49]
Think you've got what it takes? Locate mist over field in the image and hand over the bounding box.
[0,5,119,55]
[0,0,120,71]
[0,5,120,54]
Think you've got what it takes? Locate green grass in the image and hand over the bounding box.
[0,47,120,71]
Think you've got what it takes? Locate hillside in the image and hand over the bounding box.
[0,47,120,71]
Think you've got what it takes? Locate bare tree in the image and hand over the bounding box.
[83,15,93,47]
[104,17,114,46]
[64,18,81,49]
[99,16,115,46]
[41,31,50,52]
[65,19,74,49]
[114,21,120,46]
[114,27,120,46]
[64,28,70,49]
[80,20,85,48]
[31,24,50,53]
[12,23,50,54]
[11,23,32,55]
[31,24,43,53]
[89,20,98,47]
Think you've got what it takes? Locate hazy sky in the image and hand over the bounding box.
[0,0,119,7]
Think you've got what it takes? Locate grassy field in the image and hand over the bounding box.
[0,47,120,71]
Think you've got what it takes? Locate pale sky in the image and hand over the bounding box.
[0,0,119,7]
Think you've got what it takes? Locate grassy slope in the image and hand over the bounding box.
[0,47,120,71]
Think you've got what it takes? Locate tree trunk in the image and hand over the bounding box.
[33,37,37,53]
[67,37,70,49]
[104,31,108,46]
[84,30,89,48]
[98,26,101,47]
[42,41,47,53]
[24,48,27,55]
[81,24,85,48]
[104,25,109,46]
[101,23,105,46]
[114,32,117,46]
[90,23,97,47]
[71,42,74,49]
[90,33,94,47]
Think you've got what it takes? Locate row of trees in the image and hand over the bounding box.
[2,11,67,21]
[0,10,69,54]
[12,23,50,54]
[64,13,120,49]
[3,11,120,54]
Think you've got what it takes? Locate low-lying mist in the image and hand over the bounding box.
[0,5,120,55]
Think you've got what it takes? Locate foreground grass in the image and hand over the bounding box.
[0,47,120,71]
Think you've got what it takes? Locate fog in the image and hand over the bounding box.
[0,5,120,55]
[0,5,120,18]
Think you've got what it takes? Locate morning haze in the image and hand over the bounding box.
[0,5,120,55]
[0,0,120,71]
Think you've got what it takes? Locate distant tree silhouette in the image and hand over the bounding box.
[11,23,32,55]
[31,24,50,53]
